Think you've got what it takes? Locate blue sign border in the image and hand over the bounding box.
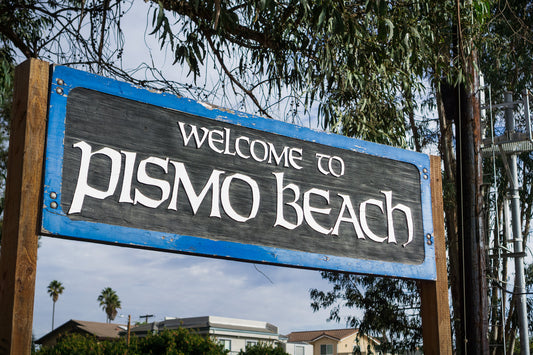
[42,65,436,280]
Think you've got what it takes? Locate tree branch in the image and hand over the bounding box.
[204,30,272,118]
[0,22,36,58]
[158,0,282,50]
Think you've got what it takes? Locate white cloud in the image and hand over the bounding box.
[33,237,349,339]
[32,2,355,341]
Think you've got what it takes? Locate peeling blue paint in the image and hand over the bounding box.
[41,65,436,280]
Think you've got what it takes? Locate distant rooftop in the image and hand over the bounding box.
[287,328,359,343]
[36,319,126,346]
[129,315,279,337]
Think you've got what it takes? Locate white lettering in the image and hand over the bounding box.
[177,121,303,170]
[316,153,330,175]
[168,161,223,218]
[359,198,387,243]
[118,150,136,203]
[69,141,122,214]
[221,174,260,222]
[208,129,225,153]
[223,128,236,156]
[332,194,365,238]
[267,143,289,167]
[250,139,268,162]
[289,148,303,170]
[178,121,209,148]
[273,172,303,230]
[67,141,417,249]
[329,156,345,177]
[316,153,344,177]
[303,188,332,234]
[133,157,171,208]
[235,136,250,159]
[382,190,414,247]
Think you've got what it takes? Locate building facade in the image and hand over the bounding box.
[287,329,381,355]
[129,315,283,354]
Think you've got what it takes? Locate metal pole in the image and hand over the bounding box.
[504,91,530,354]
[503,196,511,355]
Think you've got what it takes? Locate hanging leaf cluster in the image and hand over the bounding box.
[149,0,446,146]
[310,272,422,352]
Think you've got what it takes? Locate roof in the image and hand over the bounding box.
[287,329,359,343]
[36,319,126,345]
[128,316,279,338]
[72,320,126,338]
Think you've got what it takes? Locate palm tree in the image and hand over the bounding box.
[97,287,121,323]
[47,280,64,330]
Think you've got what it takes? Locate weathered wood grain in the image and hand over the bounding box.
[419,155,452,353]
[0,59,49,355]
[60,88,425,264]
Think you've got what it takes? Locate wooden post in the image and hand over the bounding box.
[419,155,452,353]
[0,59,49,354]
[127,315,131,345]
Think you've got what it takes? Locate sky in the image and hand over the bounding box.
[23,0,533,343]
[33,237,344,339]
[32,2,351,340]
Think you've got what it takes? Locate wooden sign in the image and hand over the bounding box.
[42,65,436,279]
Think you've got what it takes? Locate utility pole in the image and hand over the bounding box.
[455,46,489,353]
[127,315,131,346]
[504,92,530,355]
[139,314,154,323]
[481,89,533,353]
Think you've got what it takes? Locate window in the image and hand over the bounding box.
[246,340,258,348]
[295,345,305,355]
[320,344,333,355]
[219,339,231,351]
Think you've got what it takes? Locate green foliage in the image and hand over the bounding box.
[310,273,421,353]
[134,328,228,355]
[238,342,288,355]
[151,0,445,146]
[97,287,121,323]
[0,38,15,245]
[47,280,65,303]
[36,329,228,355]
[47,280,65,330]
[478,0,533,93]
[3,0,533,352]
[36,333,127,354]
[513,336,533,354]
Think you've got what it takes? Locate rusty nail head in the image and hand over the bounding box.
[50,192,57,199]
[50,201,58,209]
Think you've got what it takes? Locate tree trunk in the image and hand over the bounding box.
[51,301,55,330]
[457,50,488,353]
[438,46,488,353]
[436,83,463,353]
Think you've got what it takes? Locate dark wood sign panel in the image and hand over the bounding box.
[42,66,436,279]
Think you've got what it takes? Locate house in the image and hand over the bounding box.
[35,319,126,348]
[282,337,314,355]
[128,315,283,354]
[287,328,381,355]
